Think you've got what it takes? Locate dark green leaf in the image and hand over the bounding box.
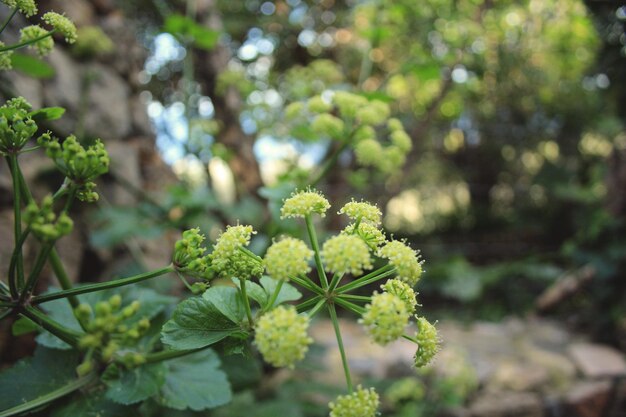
[103,363,166,405]
[232,278,267,308]
[51,392,135,417]
[189,26,219,51]
[11,53,55,79]
[158,349,232,411]
[12,316,38,336]
[161,297,242,350]
[0,346,79,411]
[202,285,245,324]
[29,107,66,122]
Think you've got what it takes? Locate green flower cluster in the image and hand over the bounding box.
[342,222,386,250]
[321,234,372,276]
[285,90,413,173]
[74,295,150,374]
[329,386,380,417]
[20,25,53,56]
[72,26,114,58]
[282,59,344,100]
[280,189,331,218]
[37,134,109,202]
[378,240,424,286]
[210,225,263,280]
[1,0,37,17]
[338,200,382,225]
[253,305,313,368]
[24,195,73,241]
[0,97,37,153]
[0,41,11,70]
[173,228,212,279]
[413,317,440,368]
[264,237,313,281]
[42,12,77,44]
[360,292,409,345]
[382,278,418,315]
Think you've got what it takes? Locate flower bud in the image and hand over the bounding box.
[413,317,439,368]
[381,279,417,315]
[311,113,345,140]
[264,237,313,281]
[280,189,330,219]
[329,386,379,417]
[338,200,382,225]
[360,292,409,345]
[42,12,77,43]
[378,240,423,286]
[20,25,54,56]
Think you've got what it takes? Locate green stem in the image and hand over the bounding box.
[295,295,323,313]
[0,308,13,321]
[7,155,24,297]
[49,249,79,308]
[338,294,371,302]
[19,243,53,304]
[17,145,41,154]
[239,278,254,327]
[0,6,18,35]
[0,373,96,417]
[0,30,56,53]
[310,141,350,187]
[328,272,345,293]
[21,306,81,347]
[289,275,324,295]
[402,334,419,344]
[144,346,207,364]
[305,214,329,289]
[306,298,326,318]
[335,265,396,294]
[327,303,353,392]
[7,226,30,297]
[175,271,195,292]
[264,279,284,311]
[31,266,175,304]
[238,246,263,263]
[334,297,365,315]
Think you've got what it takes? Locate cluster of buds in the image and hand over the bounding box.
[37,134,109,202]
[24,195,73,241]
[210,224,263,280]
[263,237,313,281]
[19,12,77,57]
[74,295,150,375]
[0,97,37,153]
[329,386,380,417]
[173,228,212,279]
[284,90,413,174]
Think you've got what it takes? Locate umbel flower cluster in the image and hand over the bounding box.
[284,90,413,174]
[173,189,440,416]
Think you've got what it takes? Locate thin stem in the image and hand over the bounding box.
[31,266,175,304]
[289,274,324,296]
[335,265,396,294]
[402,334,419,344]
[19,243,53,304]
[7,226,30,297]
[310,141,350,187]
[7,155,24,296]
[0,30,56,53]
[175,271,195,292]
[334,297,365,315]
[239,278,254,327]
[238,246,263,263]
[305,214,329,289]
[306,298,326,318]
[21,306,81,348]
[295,295,323,313]
[18,145,41,154]
[338,294,372,302]
[144,346,207,364]
[49,249,79,308]
[327,303,353,392]
[0,373,96,417]
[0,6,18,35]
[328,272,345,293]
[0,308,13,321]
[264,279,284,311]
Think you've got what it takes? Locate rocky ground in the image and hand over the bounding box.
[307,317,626,417]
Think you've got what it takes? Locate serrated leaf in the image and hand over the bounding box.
[161,297,242,350]
[12,316,38,336]
[11,53,55,79]
[29,107,66,122]
[103,362,166,405]
[51,392,134,417]
[232,279,267,308]
[158,349,231,411]
[202,285,245,324]
[0,346,79,411]
[260,276,302,307]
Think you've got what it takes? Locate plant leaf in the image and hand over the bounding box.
[29,107,66,122]
[161,297,242,350]
[260,276,302,306]
[11,53,55,79]
[232,279,267,308]
[103,363,166,405]
[51,392,135,417]
[11,316,38,336]
[158,349,232,411]
[202,285,245,324]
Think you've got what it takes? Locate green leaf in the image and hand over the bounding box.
[11,316,38,336]
[11,53,55,79]
[163,14,218,51]
[29,107,66,122]
[189,25,219,51]
[103,363,166,405]
[161,297,242,350]
[158,349,232,411]
[0,346,79,411]
[202,285,245,324]
[260,276,302,306]
[51,392,134,417]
